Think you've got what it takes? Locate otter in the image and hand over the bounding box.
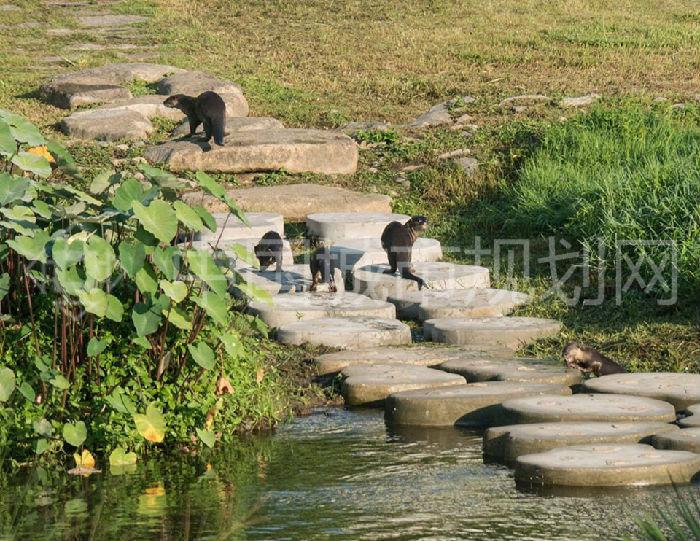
[254,231,284,272]
[562,341,627,377]
[163,91,226,146]
[381,215,429,289]
[309,245,338,292]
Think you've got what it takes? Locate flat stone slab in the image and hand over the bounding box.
[197,212,284,243]
[173,116,283,138]
[143,129,358,175]
[341,364,466,406]
[385,381,571,427]
[235,264,344,296]
[97,95,185,120]
[438,357,582,386]
[679,404,700,427]
[61,108,153,141]
[354,262,490,300]
[306,212,409,242]
[388,287,529,320]
[182,183,392,221]
[185,237,294,269]
[515,444,700,488]
[582,373,700,412]
[425,316,561,349]
[314,345,514,375]
[653,428,700,453]
[157,70,248,117]
[331,237,442,277]
[248,292,394,328]
[77,14,148,27]
[485,422,679,466]
[275,316,411,349]
[501,394,677,424]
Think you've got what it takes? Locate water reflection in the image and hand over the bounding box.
[0,408,697,540]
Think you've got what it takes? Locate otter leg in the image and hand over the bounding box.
[212,116,225,146]
[188,115,201,137]
[202,118,213,142]
[383,250,398,274]
[401,267,426,290]
[275,254,282,272]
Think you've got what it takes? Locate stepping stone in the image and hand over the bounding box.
[501,394,677,424]
[248,292,394,328]
[157,70,248,117]
[306,212,409,243]
[173,116,283,138]
[354,262,490,300]
[654,428,700,453]
[582,373,700,412]
[341,364,466,406]
[438,357,582,386]
[41,62,183,108]
[197,212,284,243]
[424,316,561,349]
[61,108,153,141]
[388,287,529,320]
[96,95,185,120]
[143,129,358,175]
[331,237,442,277]
[385,381,571,427]
[76,14,149,27]
[275,316,411,349]
[485,422,679,466]
[185,237,294,269]
[235,264,343,296]
[515,444,700,488]
[679,404,700,427]
[182,183,392,221]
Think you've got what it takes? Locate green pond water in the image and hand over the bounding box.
[0,408,694,540]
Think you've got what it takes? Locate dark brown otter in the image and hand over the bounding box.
[254,231,284,272]
[562,341,627,377]
[163,91,226,146]
[309,245,338,292]
[380,215,429,289]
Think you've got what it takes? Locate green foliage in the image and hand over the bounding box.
[627,490,700,540]
[353,128,399,144]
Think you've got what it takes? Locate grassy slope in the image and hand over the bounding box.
[0,0,698,372]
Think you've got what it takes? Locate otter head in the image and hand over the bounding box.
[407,215,429,234]
[163,94,186,109]
[562,341,582,367]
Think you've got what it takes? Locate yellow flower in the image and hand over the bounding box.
[26,146,55,164]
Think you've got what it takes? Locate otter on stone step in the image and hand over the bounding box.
[562,341,627,377]
[309,245,338,292]
[163,91,226,146]
[254,230,284,272]
[380,215,429,289]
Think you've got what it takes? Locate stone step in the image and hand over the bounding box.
[353,262,490,300]
[306,212,409,243]
[424,316,561,349]
[248,292,394,327]
[653,428,700,453]
[438,357,582,386]
[314,345,515,375]
[484,422,679,467]
[182,183,392,221]
[515,444,700,489]
[388,287,529,320]
[157,70,248,117]
[197,212,284,243]
[143,128,358,175]
[173,116,283,138]
[679,404,700,427]
[184,237,294,270]
[384,381,571,428]
[582,373,700,412]
[341,364,466,407]
[275,316,411,349]
[235,264,342,296]
[500,394,677,424]
[330,237,442,277]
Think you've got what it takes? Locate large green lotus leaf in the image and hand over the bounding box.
[196,428,215,449]
[191,205,217,232]
[0,366,15,402]
[135,263,158,294]
[0,273,9,301]
[187,249,227,297]
[159,280,187,303]
[11,152,51,178]
[165,306,192,330]
[83,236,115,282]
[109,447,137,467]
[0,173,28,205]
[90,169,119,194]
[52,238,83,270]
[132,200,177,244]
[62,421,87,447]
[193,291,229,326]
[77,288,108,317]
[56,266,83,296]
[152,246,179,281]
[188,342,215,370]
[173,201,204,232]
[194,170,225,199]
[138,164,181,189]
[112,178,146,212]
[105,294,123,322]
[86,337,108,357]
[132,302,163,337]
[7,231,49,263]
[0,120,15,156]
[6,115,45,146]
[132,404,166,443]
[118,240,146,278]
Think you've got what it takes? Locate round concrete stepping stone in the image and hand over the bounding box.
[485,422,679,466]
[197,212,284,243]
[185,237,294,269]
[653,428,700,453]
[425,316,561,349]
[315,345,514,375]
[182,183,392,221]
[248,292,394,327]
[234,264,336,296]
[173,116,283,138]
[438,357,582,386]
[501,394,677,424]
[354,262,490,300]
[679,404,700,427]
[157,70,248,117]
[388,287,529,320]
[515,444,700,488]
[330,237,442,277]
[306,212,409,243]
[385,381,571,427]
[582,373,700,412]
[143,129,358,175]
[275,316,411,349]
[341,364,466,406]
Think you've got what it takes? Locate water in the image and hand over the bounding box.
[0,408,694,540]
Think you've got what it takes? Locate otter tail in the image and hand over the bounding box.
[212,117,225,146]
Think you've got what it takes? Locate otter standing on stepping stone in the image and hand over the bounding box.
[254,231,284,272]
[163,91,226,147]
[562,341,626,377]
[309,245,337,292]
[381,215,429,290]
